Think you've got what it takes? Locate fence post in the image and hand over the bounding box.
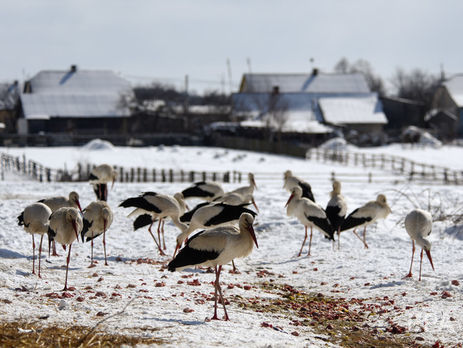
[180,170,184,182]
[189,171,195,182]
[46,168,51,182]
[223,171,230,183]
[143,168,147,182]
[202,172,206,181]
[130,168,135,182]
[137,168,141,182]
[368,172,372,183]
[444,169,448,184]
[152,169,156,182]
[169,169,174,182]
[331,171,335,182]
[212,172,217,181]
[161,169,166,182]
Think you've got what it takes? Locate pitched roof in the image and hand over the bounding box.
[21,68,133,119]
[240,72,370,94]
[319,96,387,125]
[443,74,463,107]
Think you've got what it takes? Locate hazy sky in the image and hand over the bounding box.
[1,0,462,94]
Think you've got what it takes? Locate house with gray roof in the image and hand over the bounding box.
[232,69,387,138]
[431,74,463,138]
[18,65,134,135]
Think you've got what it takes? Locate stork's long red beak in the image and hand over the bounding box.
[72,220,79,242]
[173,243,180,258]
[425,249,435,271]
[248,225,258,248]
[75,199,82,213]
[285,194,294,208]
[252,197,259,212]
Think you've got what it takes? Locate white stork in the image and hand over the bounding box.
[283,170,315,202]
[47,207,83,291]
[404,209,435,281]
[17,203,52,278]
[174,202,257,256]
[181,181,224,201]
[119,192,188,255]
[168,212,258,321]
[229,172,259,211]
[325,180,347,249]
[81,201,114,267]
[38,191,82,256]
[285,186,334,256]
[340,194,391,249]
[89,164,117,201]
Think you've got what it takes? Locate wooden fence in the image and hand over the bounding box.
[0,152,243,184]
[306,148,463,185]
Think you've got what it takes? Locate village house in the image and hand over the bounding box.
[0,81,19,133]
[18,65,134,137]
[230,69,387,145]
[431,74,463,139]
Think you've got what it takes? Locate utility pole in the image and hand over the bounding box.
[226,58,233,94]
[184,74,189,114]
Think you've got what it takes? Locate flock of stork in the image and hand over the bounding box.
[17,164,435,320]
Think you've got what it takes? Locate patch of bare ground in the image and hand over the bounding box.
[234,282,430,347]
[0,321,165,347]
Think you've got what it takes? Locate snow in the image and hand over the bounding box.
[1,144,463,347]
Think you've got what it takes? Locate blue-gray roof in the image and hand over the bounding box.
[239,73,370,94]
[21,68,133,118]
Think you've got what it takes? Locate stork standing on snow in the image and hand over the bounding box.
[168,212,258,321]
[283,170,315,202]
[325,180,347,249]
[89,164,117,201]
[119,192,188,255]
[17,203,52,278]
[38,191,82,256]
[285,186,334,256]
[340,194,391,249]
[229,172,259,211]
[174,202,257,256]
[181,181,224,201]
[404,209,435,281]
[47,207,83,291]
[81,201,114,267]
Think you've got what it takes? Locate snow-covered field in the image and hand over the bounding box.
[1,143,463,347]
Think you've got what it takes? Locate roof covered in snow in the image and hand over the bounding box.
[319,96,387,125]
[239,72,370,94]
[20,67,133,119]
[241,109,333,134]
[443,74,463,107]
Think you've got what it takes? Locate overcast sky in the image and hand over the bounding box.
[1,0,462,94]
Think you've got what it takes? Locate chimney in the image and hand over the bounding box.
[311,68,319,76]
[70,65,77,72]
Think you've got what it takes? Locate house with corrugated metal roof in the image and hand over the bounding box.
[18,65,134,135]
[431,74,463,138]
[232,69,387,138]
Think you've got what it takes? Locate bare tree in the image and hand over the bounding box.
[333,57,385,96]
[391,68,440,111]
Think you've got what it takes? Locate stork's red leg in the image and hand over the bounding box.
[148,222,165,256]
[52,241,60,256]
[337,227,341,250]
[63,243,72,291]
[31,234,36,275]
[405,240,415,279]
[307,226,313,256]
[362,226,369,249]
[298,226,308,257]
[419,248,424,281]
[38,235,43,278]
[88,239,96,268]
[215,265,229,321]
[212,266,220,320]
[103,230,108,266]
[161,220,166,250]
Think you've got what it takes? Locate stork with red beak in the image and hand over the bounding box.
[47,207,83,291]
[81,201,114,267]
[285,186,334,256]
[404,209,435,281]
[229,172,259,211]
[168,213,258,321]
